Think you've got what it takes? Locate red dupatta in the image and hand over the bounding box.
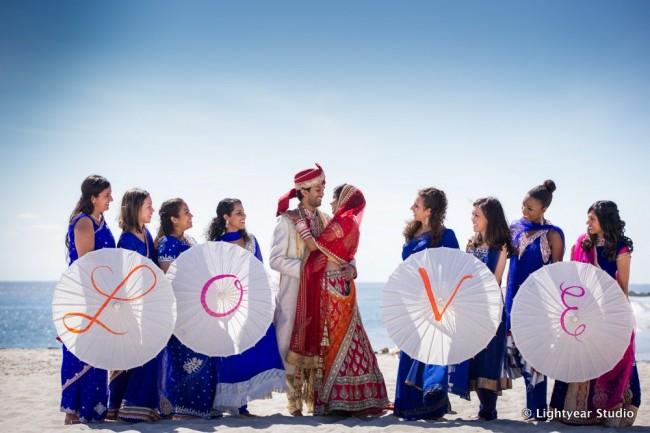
[572,233,635,410]
[288,185,365,367]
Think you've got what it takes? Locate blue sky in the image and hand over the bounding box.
[1,1,649,283]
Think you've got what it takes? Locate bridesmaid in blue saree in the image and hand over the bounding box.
[465,197,514,420]
[207,198,286,415]
[505,180,564,421]
[108,188,161,422]
[550,201,640,427]
[61,175,115,424]
[393,187,469,420]
[155,198,221,419]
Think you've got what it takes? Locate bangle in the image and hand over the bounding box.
[295,219,311,238]
[298,227,313,240]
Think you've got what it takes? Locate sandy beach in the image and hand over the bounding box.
[0,349,646,433]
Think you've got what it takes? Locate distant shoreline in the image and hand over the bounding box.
[3,280,650,296]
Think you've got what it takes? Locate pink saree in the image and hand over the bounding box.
[570,233,635,412]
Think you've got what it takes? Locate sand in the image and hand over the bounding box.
[0,349,647,432]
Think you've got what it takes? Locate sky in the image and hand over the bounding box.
[1,1,649,283]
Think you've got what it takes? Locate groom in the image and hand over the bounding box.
[270,163,355,416]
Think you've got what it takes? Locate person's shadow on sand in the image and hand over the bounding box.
[85,413,650,432]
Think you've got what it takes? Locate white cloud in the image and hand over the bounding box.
[32,223,65,232]
[17,212,39,220]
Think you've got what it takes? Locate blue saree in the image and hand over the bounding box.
[157,235,221,419]
[467,245,511,420]
[393,228,471,420]
[505,218,564,418]
[108,229,162,422]
[60,214,115,423]
[213,232,286,412]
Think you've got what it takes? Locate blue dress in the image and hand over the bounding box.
[61,213,116,422]
[505,218,564,418]
[107,229,161,422]
[467,245,510,420]
[157,235,221,419]
[213,232,286,412]
[393,228,470,420]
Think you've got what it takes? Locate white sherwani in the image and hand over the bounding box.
[270,212,329,375]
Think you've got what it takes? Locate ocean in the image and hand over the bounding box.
[1,281,649,360]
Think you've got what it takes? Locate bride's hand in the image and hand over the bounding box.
[340,264,357,281]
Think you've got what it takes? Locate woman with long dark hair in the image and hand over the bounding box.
[61,175,115,424]
[208,198,286,415]
[155,198,194,272]
[393,187,468,420]
[155,199,221,419]
[550,201,640,426]
[107,188,161,422]
[505,180,564,420]
[466,197,514,420]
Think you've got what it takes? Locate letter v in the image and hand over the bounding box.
[418,267,473,322]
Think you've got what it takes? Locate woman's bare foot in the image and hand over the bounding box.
[64,413,80,425]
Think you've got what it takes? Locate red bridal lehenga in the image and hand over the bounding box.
[287,185,388,415]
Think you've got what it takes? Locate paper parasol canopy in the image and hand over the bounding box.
[168,241,273,356]
[383,247,503,365]
[52,248,176,370]
[511,261,635,382]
